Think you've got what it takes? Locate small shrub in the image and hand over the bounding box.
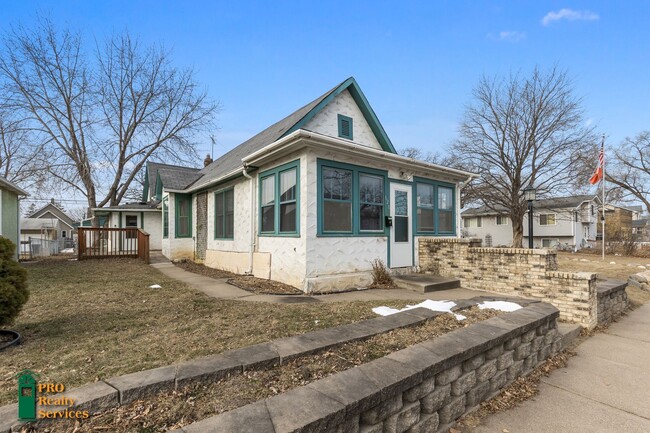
[0,237,28,327]
[370,258,394,288]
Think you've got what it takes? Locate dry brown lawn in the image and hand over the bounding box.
[556,251,650,306]
[0,258,412,405]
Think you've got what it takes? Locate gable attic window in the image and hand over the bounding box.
[337,114,353,140]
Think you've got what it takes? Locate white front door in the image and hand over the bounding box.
[390,183,413,267]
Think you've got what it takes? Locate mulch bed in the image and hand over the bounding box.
[173,260,236,279]
[227,275,303,295]
[173,260,304,295]
[34,307,501,433]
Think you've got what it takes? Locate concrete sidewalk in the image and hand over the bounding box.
[466,304,650,433]
[150,260,482,304]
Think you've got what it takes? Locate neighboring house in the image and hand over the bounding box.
[597,204,634,241]
[632,218,650,242]
[92,161,203,252]
[461,195,601,249]
[0,177,28,259]
[20,200,77,257]
[151,77,476,292]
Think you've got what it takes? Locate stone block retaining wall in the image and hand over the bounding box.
[171,303,562,433]
[418,238,598,328]
[597,280,629,326]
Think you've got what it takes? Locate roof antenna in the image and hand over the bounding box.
[210,135,216,160]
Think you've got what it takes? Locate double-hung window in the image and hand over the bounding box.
[539,213,556,226]
[215,189,234,239]
[416,180,456,235]
[259,160,300,236]
[319,160,386,236]
[175,194,192,238]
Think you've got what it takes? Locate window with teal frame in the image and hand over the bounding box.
[162,197,169,238]
[214,189,234,239]
[318,159,387,236]
[175,194,192,238]
[258,160,300,236]
[415,178,456,235]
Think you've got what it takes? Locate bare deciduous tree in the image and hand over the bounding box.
[607,132,650,214]
[452,66,597,247]
[0,19,217,214]
[0,107,44,188]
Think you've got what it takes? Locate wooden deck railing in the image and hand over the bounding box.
[77,227,150,264]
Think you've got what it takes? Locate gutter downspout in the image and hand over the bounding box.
[242,164,255,275]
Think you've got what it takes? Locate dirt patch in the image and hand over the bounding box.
[456,349,576,431]
[28,308,501,433]
[173,259,236,279]
[227,275,303,295]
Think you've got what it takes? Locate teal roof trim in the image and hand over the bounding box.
[282,77,396,154]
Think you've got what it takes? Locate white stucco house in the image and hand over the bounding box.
[154,77,476,292]
[461,195,602,249]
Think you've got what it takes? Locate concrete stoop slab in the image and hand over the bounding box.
[557,323,582,349]
[393,274,461,293]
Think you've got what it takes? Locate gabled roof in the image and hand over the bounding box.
[188,77,396,191]
[20,218,60,231]
[28,202,75,229]
[0,177,28,196]
[143,162,201,199]
[462,195,600,217]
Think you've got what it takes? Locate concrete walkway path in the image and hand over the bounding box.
[150,260,482,304]
[466,303,650,433]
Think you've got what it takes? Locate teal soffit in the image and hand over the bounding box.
[282,77,397,154]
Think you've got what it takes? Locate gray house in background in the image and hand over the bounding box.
[462,195,602,250]
[0,177,28,259]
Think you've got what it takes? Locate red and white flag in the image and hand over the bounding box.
[589,147,604,185]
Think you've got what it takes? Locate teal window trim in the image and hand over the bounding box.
[174,194,192,238]
[413,177,456,236]
[214,188,235,240]
[317,159,388,237]
[337,114,353,140]
[162,197,169,238]
[258,159,300,237]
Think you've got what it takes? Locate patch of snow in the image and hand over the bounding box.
[638,266,647,270]
[478,301,522,312]
[60,248,75,254]
[149,284,162,289]
[609,261,616,265]
[372,299,466,320]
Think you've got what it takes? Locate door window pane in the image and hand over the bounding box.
[395,216,409,242]
[395,191,408,216]
[323,201,352,232]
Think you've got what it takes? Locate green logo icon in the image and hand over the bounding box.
[17,370,39,421]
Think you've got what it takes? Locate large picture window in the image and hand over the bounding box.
[259,160,300,236]
[215,189,234,239]
[318,160,386,236]
[175,194,192,238]
[416,180,456,235]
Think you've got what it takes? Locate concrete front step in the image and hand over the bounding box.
[393,274,461,293]
[558,323,583,349]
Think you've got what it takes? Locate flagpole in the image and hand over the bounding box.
[601,135,606,261]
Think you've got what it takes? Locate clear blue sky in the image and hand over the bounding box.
[2,0,648,162]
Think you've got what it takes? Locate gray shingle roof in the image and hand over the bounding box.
[462,195,598,216]
[146,162,202,192]
[186,80,344,191]
[633,219,648,228]
[100,200,161,211]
